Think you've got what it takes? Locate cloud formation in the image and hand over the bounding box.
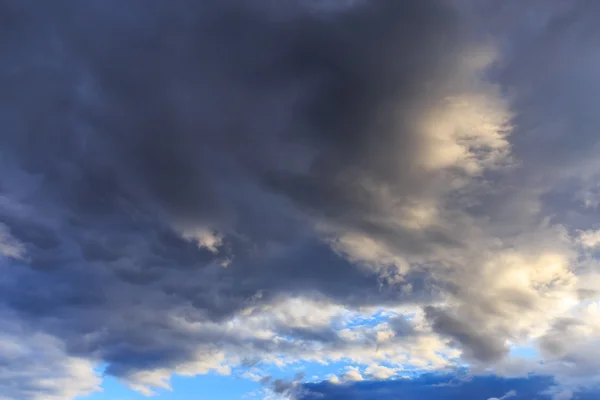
[298,374,600,400]
[1,0,600,399]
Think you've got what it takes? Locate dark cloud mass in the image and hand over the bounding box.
[2,0,600,399]
[299,374,600,400]
[0,0,469,388]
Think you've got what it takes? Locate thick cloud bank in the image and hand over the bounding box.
[1,0,600,399]
[299,374,600,400]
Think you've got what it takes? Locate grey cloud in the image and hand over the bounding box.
[278,325,341,344]
[388,315,416,337]
[479,0,600,230]
[4,0,596,397]
[269,373,307,399]
[0,0,473,391]
[537,318,582,358]
[425,306,509,363]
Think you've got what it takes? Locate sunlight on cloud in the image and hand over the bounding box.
[0,318,100,400]
[3,1,600,399]
[0,223,26,261]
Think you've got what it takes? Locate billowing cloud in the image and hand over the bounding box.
[1,0,600,399]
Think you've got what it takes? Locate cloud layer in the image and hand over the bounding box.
[2,0,600,399]
[298,374,600,400]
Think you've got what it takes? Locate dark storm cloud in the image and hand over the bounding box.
[298,374,600,400]
[0,0,471,386]
[479,0,600,230]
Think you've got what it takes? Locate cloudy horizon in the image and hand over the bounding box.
[2,1,600,399]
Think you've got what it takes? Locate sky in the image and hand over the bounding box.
[2,0,600,399]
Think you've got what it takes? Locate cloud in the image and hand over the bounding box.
[487,389,516,400]
[425,306,509,363]
[341,366,364,382]
[0,0,479,389]
[0,223,25,260]
[2,0,600,398]
[364,365,401,380]
[299,374,600,400]
[577,229,600,249]
[0,310,101,400]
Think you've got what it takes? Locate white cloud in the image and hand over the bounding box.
[487,389,516,400]
[577,229,600,249]
[0,314,101,400]
[0,223,25,261]
[341,366,364,382]
[180,228,223,254]
[364,364,401,380]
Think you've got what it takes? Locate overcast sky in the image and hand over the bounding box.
[2,1,600,400]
